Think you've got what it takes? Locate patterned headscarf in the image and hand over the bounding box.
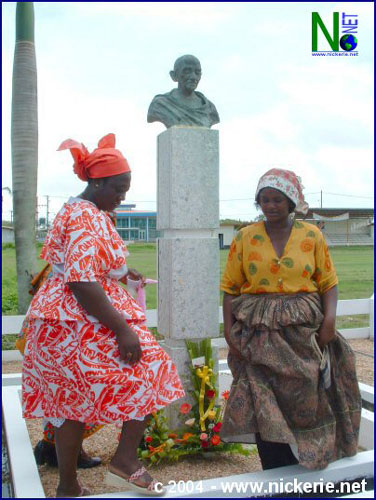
[255,168,309,214]
[58,133,131,181]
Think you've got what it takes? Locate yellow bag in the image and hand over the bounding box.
[16,263,52,355]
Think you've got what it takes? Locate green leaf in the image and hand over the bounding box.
[282,257,294,268]
[249,262,258,275]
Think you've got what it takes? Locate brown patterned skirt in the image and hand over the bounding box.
[220,293,362,470]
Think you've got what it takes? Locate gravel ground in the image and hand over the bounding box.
[3,338,373,497]
[25,418,261,497]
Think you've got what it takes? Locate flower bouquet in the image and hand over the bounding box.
[138,338,249,464]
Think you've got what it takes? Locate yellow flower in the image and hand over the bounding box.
[208,411,216,420]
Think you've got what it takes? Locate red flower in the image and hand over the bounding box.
[206,390,216,399]
[201,440,210,448]
[168,433,178,439]
[213,422,222,432]
[222,390,230,400]
[180,403,192,414]
[212,435,221,446]
[145,436,153,443]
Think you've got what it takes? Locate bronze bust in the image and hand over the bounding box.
[147,55,220,129]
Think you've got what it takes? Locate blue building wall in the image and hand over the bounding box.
[115,208,157,242]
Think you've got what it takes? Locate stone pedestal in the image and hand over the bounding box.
[157,127,219,230]
[157,127,219,339]
[156,127,220,425]
[158,237,219,339]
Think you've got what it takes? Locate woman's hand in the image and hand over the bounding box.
[227,342,243,360]
[223,292,243,359]
[68,282,143,363]
[318,285,338,350]
[317,318,336,350]
[116,325,142,364]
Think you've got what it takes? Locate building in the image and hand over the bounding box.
[115,205,241,246]
[2,225,14,244]
[115,205,157,242]
[298,208,374,246]
[218,222,237,249]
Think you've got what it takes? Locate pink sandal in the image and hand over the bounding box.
[107,465,165,496]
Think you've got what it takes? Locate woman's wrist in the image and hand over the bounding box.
[114,323,133,339]
[322,315,336,326]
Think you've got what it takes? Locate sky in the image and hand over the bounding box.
[2,1,374,223]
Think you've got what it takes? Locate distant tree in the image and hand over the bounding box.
[254,214,266,222]
[11,2,38,313]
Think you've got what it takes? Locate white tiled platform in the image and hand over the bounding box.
[2,373,374,498]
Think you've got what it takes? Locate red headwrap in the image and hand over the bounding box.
[58,133,131,181]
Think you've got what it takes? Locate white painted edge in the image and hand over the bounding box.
[2,315,25,334]
[369,295,374,340]
[2,349,23,362]
[342,491,375,498]
[2,373,22,386]
[2,386,46,498]
[359,383,374,405]
[359,409,374,451]
[84,451,375,498]
[339,327,371,339]
[2,383,374,499]
[337,299,370,316]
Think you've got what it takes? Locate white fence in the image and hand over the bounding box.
[2,296,374,361]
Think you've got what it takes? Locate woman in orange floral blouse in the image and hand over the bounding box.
[220,168,361,471]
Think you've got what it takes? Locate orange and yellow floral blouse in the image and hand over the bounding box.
[221,221,338,296]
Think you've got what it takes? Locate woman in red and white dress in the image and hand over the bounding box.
[22,133,185,497]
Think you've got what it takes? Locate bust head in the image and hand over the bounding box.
[147,55,219,128]
[169,55,202,95]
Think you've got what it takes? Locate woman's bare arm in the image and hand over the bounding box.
[318,285,338,350]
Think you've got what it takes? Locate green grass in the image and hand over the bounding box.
[2,243,373,313]
[329,246,374,299]
[2,242,373,339]
[2,243,46,315]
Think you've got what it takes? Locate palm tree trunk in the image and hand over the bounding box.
[11,2,38,313]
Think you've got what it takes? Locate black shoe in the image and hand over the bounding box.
[33,440,58,467]
[77,455,102,469]
[33,440,101,468]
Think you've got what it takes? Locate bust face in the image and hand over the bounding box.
[174,58,202,94]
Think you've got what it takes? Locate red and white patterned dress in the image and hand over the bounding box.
[22,198,185,424]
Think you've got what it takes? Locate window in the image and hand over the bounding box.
[117,217,129,228]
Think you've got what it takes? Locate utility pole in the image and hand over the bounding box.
[320,190,322,208]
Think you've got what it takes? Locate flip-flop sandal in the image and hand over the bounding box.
[107,466,166,496]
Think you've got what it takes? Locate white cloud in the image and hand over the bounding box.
[2,1,373,222]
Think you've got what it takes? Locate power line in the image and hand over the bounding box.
[324,192,373,200]
[40,192,373,203]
